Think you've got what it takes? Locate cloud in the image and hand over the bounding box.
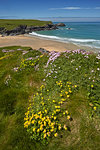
[62,7,81,10]
[49,7,81,10]
[95,7,100,9]
[49,7,100,10]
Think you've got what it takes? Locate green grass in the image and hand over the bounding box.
[0,19,52,30]
[0,46,100,150]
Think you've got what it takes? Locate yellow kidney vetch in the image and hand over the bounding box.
[24,81,76,143]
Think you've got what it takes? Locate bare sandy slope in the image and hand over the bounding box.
[0,34,99,52]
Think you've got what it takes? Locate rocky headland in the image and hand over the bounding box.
[0,23,66,36]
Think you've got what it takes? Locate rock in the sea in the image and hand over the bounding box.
[55,23,66,27]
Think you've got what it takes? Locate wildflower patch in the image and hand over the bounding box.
[24,81,77,144]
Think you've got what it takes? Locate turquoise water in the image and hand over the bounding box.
[30,22,100,49]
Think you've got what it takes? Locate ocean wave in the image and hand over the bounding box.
[30,32,61,39]
[30,32,100,49]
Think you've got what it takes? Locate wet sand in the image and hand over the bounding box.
[0,34,99,52]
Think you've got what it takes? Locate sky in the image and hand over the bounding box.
[0,0,100,21]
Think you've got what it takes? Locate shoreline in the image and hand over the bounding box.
[0,34,99,52]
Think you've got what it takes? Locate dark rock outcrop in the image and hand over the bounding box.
[0,27,6,36]
[0,23,65,36]
[0,27,5,31]
[55,23,66,27]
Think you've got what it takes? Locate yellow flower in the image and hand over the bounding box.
[38,120,41,124]
[37,129,40,132]
[47,132,50,137]
[44,133,47,138]
[67,95,70,98]
[35,115,39,119]
[43,129,46,133]
[75,85,77,88]
[61,98,65,102]
[45,109,47,113]
[33,128,35,132]
[69,90,72,93]
[59,101,63,104]
[54,133,58,137]
[93,107,96,110]
[53,110,56,114]
[38,111,41,115]
[91,85,94,88]
[67,115,70,120]
[65,91,68,94]
[41,118,44,122]
[40,126,43,131]
[65,110,68,114]
[32,120,35,124]
[54,116,56,120]
[51,122,55,126]
[63,125,67,130]
[48,120,51,125]
[24,117,28,121]
[56,109,60,112]
[55,106,58,108]
[60,94,63,97]
[44,121,46,126]
[58,125,61,130]
[41,102,44,106]
[40,55,43,58]
[50,128,54,132]
[24,121,29,128]
[40,114,42,119]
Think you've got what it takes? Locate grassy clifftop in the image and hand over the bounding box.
[0,46,100,150]
[0,19,52,30]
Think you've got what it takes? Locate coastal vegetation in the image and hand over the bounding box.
[0,46,100,150]
[0,19,52,30]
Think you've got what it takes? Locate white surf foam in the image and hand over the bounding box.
[30,32,61,40]
[30,32,100,49]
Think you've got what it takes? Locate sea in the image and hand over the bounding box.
[30,22,100,49]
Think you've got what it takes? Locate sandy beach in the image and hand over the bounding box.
[0,34,99,52]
